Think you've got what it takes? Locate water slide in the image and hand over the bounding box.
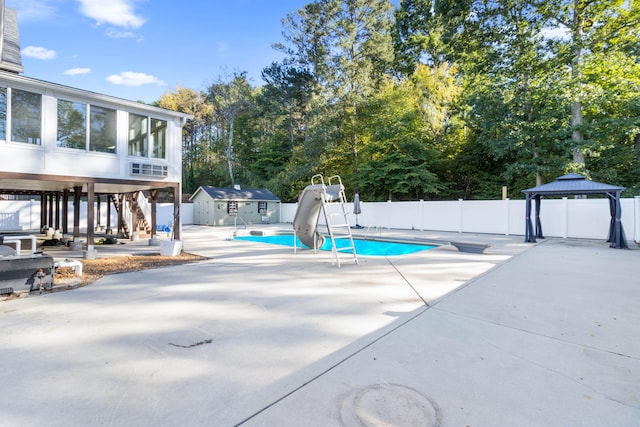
[293,177,346,249]
[292,184,326,249]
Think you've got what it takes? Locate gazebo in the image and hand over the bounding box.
[522,173,628,249]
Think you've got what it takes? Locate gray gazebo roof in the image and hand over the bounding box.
[190,186,280,202]
[522,173,625,196]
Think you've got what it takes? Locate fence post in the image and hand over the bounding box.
[562,197,568,238]
[635,196,640,243]
[504,198,510,235]
[420,199,424,231]
[458,199,463,233]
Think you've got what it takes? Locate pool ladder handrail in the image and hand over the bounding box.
[320,175,358,268]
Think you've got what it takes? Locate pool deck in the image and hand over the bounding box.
[1,224,639,426]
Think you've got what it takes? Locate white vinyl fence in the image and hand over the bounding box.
[0,200,192,232]
[281,197,640,243]
[2,197,640,244]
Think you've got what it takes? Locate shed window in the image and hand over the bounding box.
[227,201,238,214]
[258,201,267,215]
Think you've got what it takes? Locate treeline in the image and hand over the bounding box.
[156,0,640,202]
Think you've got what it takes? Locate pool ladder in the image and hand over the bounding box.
[313,174,358,268]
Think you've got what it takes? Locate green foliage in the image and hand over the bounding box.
[162,0,640,202]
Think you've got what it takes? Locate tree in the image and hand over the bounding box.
[537,0,639,170]
[261,62,314,152]
[277,0,395,185]
[206,72,254,186]
[392,0,473,74]
[156,87,214,194]
[463,0,570,188]
[357,63,464,200]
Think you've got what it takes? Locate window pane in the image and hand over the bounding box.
[0,87,6,140]
[150,118,166,159]
[128,113,147,157]
[90,105,116,153]
[11,88,42,144]
[57,99,86,149]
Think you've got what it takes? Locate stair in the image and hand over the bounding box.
[110,192,152,239]
[317,175,358,268]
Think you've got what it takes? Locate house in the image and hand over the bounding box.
[190,186,280,226]
[0,1,192,244]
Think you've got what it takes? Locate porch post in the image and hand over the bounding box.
[73,186,82,238]
[86,182,95,249]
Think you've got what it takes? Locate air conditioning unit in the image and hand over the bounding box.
[130,162,168,177]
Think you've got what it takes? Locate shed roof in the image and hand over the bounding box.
[190,186,280,201]
[522,173,625,196]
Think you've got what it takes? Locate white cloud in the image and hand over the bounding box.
[21,46,57,60]
[75,0,146,29]
[106,28,139,40]
[106,72,166,87]
[63,68,92,76]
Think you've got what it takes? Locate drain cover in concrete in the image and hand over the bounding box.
[340,384,441,427]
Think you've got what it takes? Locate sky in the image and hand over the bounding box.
[7,0,313,103]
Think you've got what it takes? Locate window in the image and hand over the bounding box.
[90,105,116,153]
[0,87,6,140]
[57,99,87,149]
[258,201,267,215]
[128,113,166,159]
[150,118,166,158]
[227,201,238,214]
[128,113,147,156]
[11,88,41,144]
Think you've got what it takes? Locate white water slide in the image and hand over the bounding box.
[292,174,358,267]
[292,183,328,249]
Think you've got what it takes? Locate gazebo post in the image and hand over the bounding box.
[611,191,628,249]
[607,193,616,244]
[525,194,536,243]
[535,194,543,239]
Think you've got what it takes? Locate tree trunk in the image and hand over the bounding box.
[570,0,585,167]
[227,119,235,185]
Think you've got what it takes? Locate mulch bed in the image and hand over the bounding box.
[54,252,208,286]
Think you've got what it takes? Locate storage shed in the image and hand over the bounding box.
[190,186,280,226]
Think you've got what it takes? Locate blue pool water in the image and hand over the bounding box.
[235,234,436,256]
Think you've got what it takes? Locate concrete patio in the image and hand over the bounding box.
[1,225,638,426]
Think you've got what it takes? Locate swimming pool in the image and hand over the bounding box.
[234,234,436,256]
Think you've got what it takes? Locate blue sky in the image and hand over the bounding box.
[7,0,312,103]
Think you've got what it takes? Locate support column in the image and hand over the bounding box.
[96,195,102,229]
[62,190,69,234]
[150,189,158,238]
[54,191,61,230]
[40,194,46,230]
[173,185,181,240]
[106,194,112,233]
[73,186,82,238]
[86,182,95,249]
[48,192,54,230]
